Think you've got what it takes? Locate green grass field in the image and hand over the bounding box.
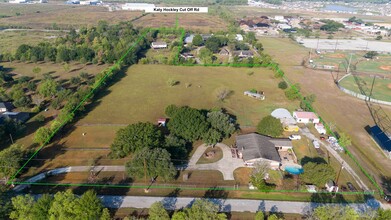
[338,75,391,102]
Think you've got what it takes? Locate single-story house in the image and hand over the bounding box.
[293,111,320,124]
[235,34,244,41]
[315,123,326,135]
[236,133,292,169]
[233,50,254,58]
[0,102,13,113]
[0,112,30,123]
[180,53,195,59]
[184,34,194,44]
[151,42,167,49]
[219,48,229,56]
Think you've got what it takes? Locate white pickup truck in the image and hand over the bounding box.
[312,140,320,149]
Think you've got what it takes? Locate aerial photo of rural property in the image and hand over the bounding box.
[1,0,391,219]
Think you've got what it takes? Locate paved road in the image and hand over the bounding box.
[100,195,383,214]
[186,143,245,180]
[300,127,369,191]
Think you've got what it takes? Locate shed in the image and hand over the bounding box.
[151,42,167,49]
[184,34,195,44]
[244,91,265,100]
[219,48,229,56]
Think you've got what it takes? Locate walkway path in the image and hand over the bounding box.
[186,143,245,180]
[99,195,383,214]
[300,127,369,191]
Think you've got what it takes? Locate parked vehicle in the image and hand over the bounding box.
[289,134,301,140]
[312,140,320,148]
[347,182,357,192]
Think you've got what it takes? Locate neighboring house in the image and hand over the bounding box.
[293,111,320,124]
[0,102,13,113]
[201,34,213,41]
[235,133,293,169]
[219,48,229,56]
[184,34,195,44]
[235,34,244,41]
[315,123,327,135]
[233,50,254,58]
[0,112,29,123]
[151,42,167,49]
[180,53,195,59]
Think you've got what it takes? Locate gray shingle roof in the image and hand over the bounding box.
[236,133,282,162]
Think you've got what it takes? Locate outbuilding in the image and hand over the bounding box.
[151,42,167,49]
[293,111,320,124]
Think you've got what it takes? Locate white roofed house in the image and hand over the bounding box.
[293,111,320,124]
[235,34,244,41]
[122,3,155,11]
[151,42,167,49]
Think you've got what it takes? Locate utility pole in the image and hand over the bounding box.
[335,161,344,186]
[9,133,14,144]
[334,39,339,52]
[347,53,353,74]
[144,158,149,193]
[316,38,320,51]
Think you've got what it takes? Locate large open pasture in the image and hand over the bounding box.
[261,37,391,190]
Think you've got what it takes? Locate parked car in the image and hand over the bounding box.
[289,134,301,140]
[312,140,320,148]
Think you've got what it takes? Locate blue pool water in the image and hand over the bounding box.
[285,166,304,175]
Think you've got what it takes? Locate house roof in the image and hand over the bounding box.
[236,133,282,163]
[219,48,229,54]
[293,111,318,120]
[0,112,29,123]
[151,42,167,46]
[0,102,13,110]
[233,50,254,57]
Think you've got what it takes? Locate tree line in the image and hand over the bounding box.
[1,21,150,65]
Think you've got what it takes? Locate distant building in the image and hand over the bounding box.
[201,34,213,41]
[151,42,167,49]
[293,111,320,124]
[184,34,194,44]
[9,0,28,3]
[271,108,296,126]
[219,48,229,56]
[244,91,264,100]
[122,3,155,11]
[0,112,30,123]
[235,34,244,41]
[180,53,194,59]
[315,123,326,135]
[233,50,254,58]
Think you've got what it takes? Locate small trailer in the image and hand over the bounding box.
[244,91,265,100]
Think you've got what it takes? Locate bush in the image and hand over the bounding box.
[35,114,45,122]
[167,79,179,87]
[278,81,288,89]
[165,104,179,117]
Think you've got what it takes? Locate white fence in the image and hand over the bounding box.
[337,74,391,106]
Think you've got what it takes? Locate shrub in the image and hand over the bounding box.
[257,115,283,137]
[278,81,288,89]
[167,79,179,87]
[35,114,45,122]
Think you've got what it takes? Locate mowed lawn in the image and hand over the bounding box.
[79,64,296,127]
[339,75,391,102]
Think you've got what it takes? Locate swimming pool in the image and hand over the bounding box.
[284,165,304,175]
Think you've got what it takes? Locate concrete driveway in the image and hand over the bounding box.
[186,143,246,180]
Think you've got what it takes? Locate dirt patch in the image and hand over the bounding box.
[388,83,391,90]
[327,53,346,59]
[380,66,391,71]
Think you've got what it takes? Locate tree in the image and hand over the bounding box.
[125,148,176,181]
[267,214,280,220]
[172,199,226,220]
[70,76,81,85]
[376,208,391,220]
[205,37,221,53]
[192,34,203,46]
[165,104,179,117]
[338,133,351,147]
[300,94,316,111]
[13,96,31,108]
[376,35,383,40]
[284,84,301,100]
[257,115,283,137]
[164,134,187,160]
[0,144,23,183]
[110,122,162,158]
[33,127,52,145]
[38,78,59,97]
[167,106,209,141]
[364,51,378,59]
[301,162,335,187]
[10,194,35,219]
[250,161,274,191]
[148,202,170,220]
[278,81,287,90]
[32,67,41,75]
[255,211,265,220]
[313,205,359,220]
[79,72,89,80]
[202,128,222,146]
[207,110,236,138]
[74,190,108,220]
